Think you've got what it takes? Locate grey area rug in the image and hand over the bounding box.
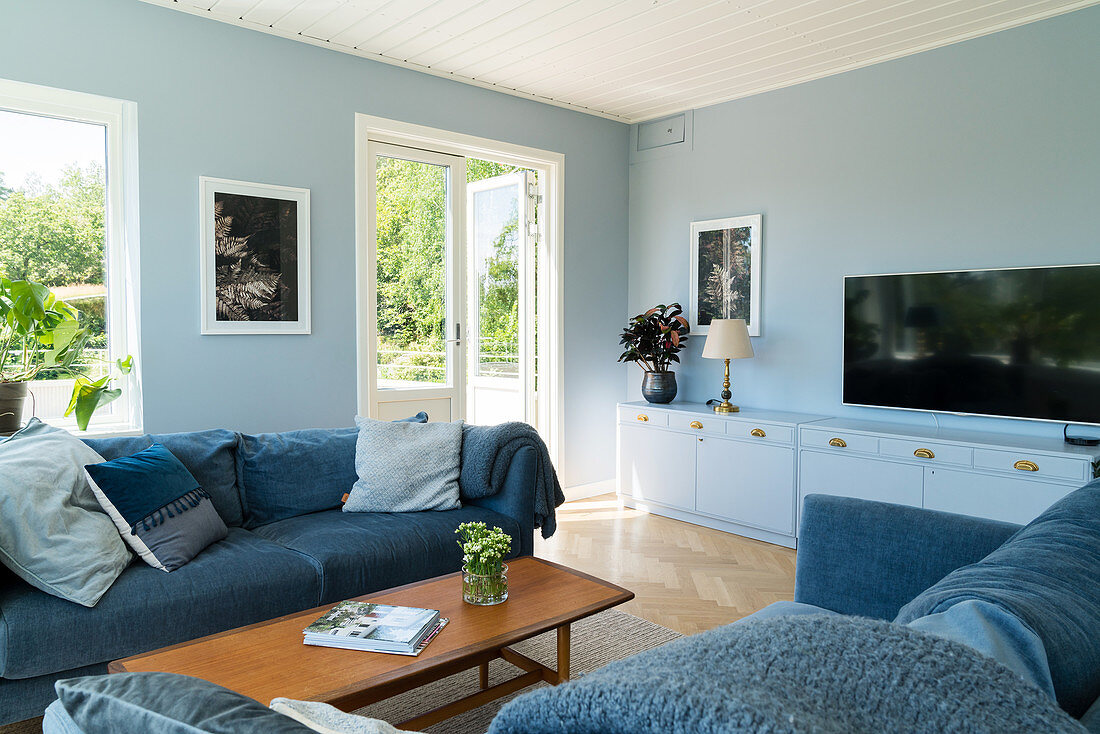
[0,610,681,734]
[353,609,683,734]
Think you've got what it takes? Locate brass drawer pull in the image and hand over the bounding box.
[689,421,703,430]
[1014,460,1039,472]
[828,437,847,448]
[750,428,766,438]
[636,414,649,422]
[914,448,935,459]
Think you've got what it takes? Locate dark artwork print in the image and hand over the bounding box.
[213,192,298,322]
[696,225,752,327]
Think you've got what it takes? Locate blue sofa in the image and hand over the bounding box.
[0,426,538,726]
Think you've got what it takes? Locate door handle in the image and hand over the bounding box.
[828,437,847,448]
[750,428,766,438]
[445,322,462,345]
[914,448,935,459]
[1014,460,1039,472]
[689,421,703,430]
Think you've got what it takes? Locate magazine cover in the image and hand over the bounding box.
[304,601,439,645]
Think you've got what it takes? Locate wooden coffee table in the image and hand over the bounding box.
[111,557,633,730]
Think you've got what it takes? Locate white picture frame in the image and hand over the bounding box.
[199,177,311,335]
[689,214,762,336]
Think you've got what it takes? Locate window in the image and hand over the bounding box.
[0,79,141,433]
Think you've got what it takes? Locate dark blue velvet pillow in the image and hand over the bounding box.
[237,413,429,529]
[56,672,314,734]
[85,444,227,572]
[84,429,243,527]
[895,479,1100,718]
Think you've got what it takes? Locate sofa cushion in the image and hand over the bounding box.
[895,479,1100,718]
[84,430,243,528]
[86,443,228,572]
[0,419,131,608]
[345,417,462,513]
[237,416,430,530]
[236,427,359,530]
[56,672,315,734]
[0,528,321,679]
[250,507,522,604]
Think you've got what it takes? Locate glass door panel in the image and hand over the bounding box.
[466,171,532,425]
[368,142,464,422]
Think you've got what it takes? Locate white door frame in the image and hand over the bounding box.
[354,114,566,475]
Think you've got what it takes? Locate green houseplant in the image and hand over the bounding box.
[0,275,132,433]
[618,302,689,404]
[456,521,511,606]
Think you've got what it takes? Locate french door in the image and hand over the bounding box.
[364,141,536,426]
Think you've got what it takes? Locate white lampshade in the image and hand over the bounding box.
[702,319,754,360]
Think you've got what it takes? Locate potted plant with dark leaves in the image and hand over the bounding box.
[0,275,133,435]
[618,302,689,404]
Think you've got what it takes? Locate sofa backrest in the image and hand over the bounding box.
[83,430,244,527]
[235,427,359,529]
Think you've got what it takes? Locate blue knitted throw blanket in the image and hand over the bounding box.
[459,422,564,538]
[489,614,1085,734]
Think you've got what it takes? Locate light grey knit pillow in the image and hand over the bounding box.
[344,416,462,513]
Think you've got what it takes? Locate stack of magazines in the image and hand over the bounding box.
[303,601,448,656]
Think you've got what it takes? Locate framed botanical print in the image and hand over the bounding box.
[689,214,762,336]
[199,177,310,335]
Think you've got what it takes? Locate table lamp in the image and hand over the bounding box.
[702,319,754,413]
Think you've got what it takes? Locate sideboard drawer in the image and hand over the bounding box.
[668,413,724,434]
[619,406,667,427]
[725,421,794,445]
[879,438,972,467]
[801,428,878,454]
[973,449,1086,482]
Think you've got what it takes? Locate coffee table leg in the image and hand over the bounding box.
[479,661,489,690]
[556,624,570,683]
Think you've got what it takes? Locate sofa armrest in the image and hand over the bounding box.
[794,494,1021,620]
[464,444,537,557]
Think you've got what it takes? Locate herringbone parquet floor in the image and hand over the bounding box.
[534,494,797,636]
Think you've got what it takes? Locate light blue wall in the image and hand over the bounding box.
[0,0,629,487]
[628,7,1100,438]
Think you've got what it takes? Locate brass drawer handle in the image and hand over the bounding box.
[750,428,766,438]
[689,421,703,430]
[828,437,847,448]
[1014,460,1039,472]
[914,448,935,459]
[636,414,649,422]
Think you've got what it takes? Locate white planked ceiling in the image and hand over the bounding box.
[137,0,1100,122]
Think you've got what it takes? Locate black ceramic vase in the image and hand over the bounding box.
[641,371,677,404]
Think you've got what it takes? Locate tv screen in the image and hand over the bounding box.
[843,264,1100,425]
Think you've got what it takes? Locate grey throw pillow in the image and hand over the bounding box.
[344,416,462,513]
[57,673,315,734]
[0,419,131,607]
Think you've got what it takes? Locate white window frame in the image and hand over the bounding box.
[0,78,142,436]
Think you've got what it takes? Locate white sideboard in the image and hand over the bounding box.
[617,402,1100,549]
[798,418,1100,528]
[616,402,827,548]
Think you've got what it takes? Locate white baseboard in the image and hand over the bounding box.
[563,478,616,502]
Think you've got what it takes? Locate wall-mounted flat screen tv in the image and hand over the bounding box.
[843,263,1100,425]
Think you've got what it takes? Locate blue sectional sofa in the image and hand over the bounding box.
[0,426,538,725]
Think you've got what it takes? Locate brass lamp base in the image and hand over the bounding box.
[713,358,739,413]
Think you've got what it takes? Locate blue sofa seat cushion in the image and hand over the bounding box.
[0,528,321,679]
[84,430,244,528]
[895,479,1100,718]
[250,507,522,604]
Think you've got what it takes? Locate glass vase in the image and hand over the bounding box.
[462,564,509,605]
